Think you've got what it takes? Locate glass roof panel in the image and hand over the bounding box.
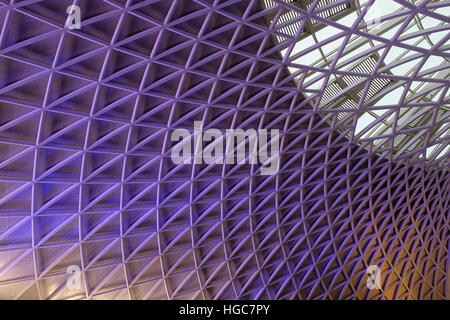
[263,0,450,163]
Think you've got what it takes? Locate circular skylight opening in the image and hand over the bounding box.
[263,0,450,164]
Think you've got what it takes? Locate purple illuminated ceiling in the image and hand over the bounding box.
[0,0,449,300]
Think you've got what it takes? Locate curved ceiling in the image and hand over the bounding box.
[0,0,448,300]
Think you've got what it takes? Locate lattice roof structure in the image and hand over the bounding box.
[0,0,448,300]
[264,0,450,164]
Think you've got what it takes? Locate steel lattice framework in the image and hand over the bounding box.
[0,0,449,300]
